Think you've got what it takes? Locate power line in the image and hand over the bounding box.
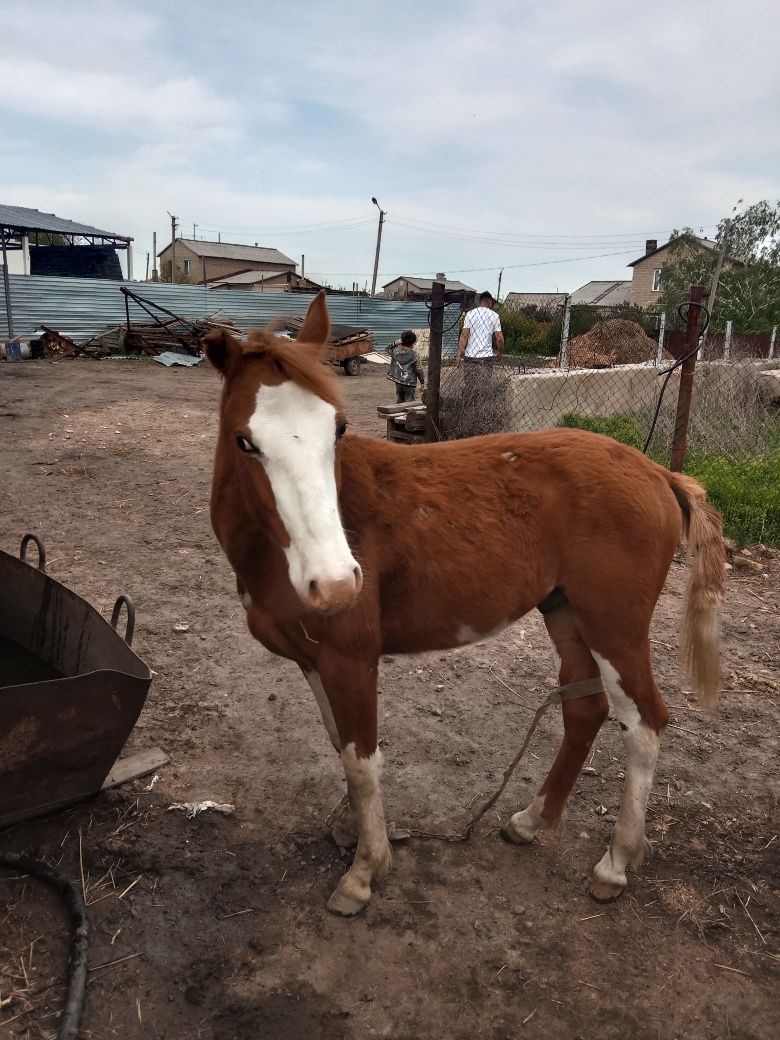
[177,214,376,236]
[311,248,637,278]
[390,212,718,241]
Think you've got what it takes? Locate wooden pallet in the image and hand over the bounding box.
[378,404,427,444]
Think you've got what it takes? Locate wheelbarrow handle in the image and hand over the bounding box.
[20,533,46,572]
[111,594,136,647]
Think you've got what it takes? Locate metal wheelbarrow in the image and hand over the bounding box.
[0,534,162,829]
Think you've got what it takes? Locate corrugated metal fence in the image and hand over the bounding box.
[0,271,441,347]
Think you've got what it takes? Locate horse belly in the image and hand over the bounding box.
[381,608,526,655]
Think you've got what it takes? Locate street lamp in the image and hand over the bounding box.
[370,197,385,297]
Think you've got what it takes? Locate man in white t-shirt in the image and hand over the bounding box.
[455,291,504,371]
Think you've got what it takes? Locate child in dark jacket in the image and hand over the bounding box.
[387,330,426,403]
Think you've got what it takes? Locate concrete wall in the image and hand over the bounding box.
[501,361,775,433]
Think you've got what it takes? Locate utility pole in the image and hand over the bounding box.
[152,232,158,281]
[370,197,385,297]
[168,213,178,283]
[193,222,197,239]
[301,254,305,278]
[496,269,503,303]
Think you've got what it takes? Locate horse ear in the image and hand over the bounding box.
[297,290,331,345]
[203,328,242,375]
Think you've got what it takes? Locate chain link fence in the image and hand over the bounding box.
[433,292,778,461]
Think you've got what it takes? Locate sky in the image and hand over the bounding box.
[1,0,778,294]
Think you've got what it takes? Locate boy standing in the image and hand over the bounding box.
[387,330,426,403]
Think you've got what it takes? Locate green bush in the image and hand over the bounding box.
[684,452,780,547]
[558,412,780,546]
[498,307,561,357]
[558,412,644,450]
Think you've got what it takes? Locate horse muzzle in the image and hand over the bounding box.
[305,566,363,615]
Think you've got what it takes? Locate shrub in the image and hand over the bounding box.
[684,451,780,547]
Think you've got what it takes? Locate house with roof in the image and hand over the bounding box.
[157,238,297,285]
[503,291,567,313]
[208,268,325,293]
[570,280,631,306]
[381,273,476,305]
[628,237,724,308]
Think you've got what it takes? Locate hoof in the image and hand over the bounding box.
[327,888,369,917]
[499,823,534,846]
[387,822,410,844]
[589,878,626,903]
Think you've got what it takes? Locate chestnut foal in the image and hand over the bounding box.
[205,292,725,917]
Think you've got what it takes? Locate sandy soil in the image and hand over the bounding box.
[0,359,778,1040]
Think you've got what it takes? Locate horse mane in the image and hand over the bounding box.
[243,329,343,410]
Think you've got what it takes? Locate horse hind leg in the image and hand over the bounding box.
[588,644,668,902]
[502,604,609,844]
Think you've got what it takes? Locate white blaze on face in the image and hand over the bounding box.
[247,380,360,607]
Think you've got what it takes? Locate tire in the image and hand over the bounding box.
[343,356,361,376]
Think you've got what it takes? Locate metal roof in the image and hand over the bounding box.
[0,204,130,241]
[504,292,567,306]
[383,275,476,292]
[210,269,289,286]
[570,280,631,305]
[163,238,295,266]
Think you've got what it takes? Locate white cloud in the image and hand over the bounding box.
[0,0,777,292]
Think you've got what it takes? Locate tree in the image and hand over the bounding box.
[159,259,191,284]
[658,200,780,331]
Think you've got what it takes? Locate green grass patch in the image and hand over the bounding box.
[684,452,780,547]
[558,412,780,546]
[558,412,644,450]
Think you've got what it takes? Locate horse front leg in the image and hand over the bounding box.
[314,658,391,917]
[302,669,359,848]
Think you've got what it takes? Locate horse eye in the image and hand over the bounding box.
[336,422,348,441]
[236,435,256,454]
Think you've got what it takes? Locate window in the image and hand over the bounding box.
[652,267,662,292]
[183,259,192,276]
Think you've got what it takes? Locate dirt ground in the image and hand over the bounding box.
[1,358,778,1040]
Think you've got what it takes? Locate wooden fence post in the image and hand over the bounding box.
[670,285,706,472]
[424,280,445,443]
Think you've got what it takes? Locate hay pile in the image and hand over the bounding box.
[566,319,666,368]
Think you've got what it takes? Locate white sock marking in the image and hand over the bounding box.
[335,744,390,905]
[592,652,660,889]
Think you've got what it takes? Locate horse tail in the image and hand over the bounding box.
[666,472,726,710]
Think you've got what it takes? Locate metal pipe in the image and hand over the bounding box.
[424,280,445,443]
[1,232,14,338]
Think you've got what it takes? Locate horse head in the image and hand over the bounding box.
[204,292,362,615]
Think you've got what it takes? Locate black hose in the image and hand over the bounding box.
[642,300,711,454]
[0,853,88,1040]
